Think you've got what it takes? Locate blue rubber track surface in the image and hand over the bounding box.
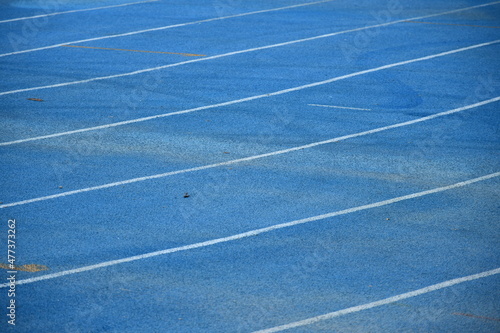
[0,0,499,332]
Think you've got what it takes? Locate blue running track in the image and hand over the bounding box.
[1,0,499,332]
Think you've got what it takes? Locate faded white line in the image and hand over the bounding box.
[0,2,497,91]
[254,267,500,333]
[309,104,371,111]
[1,40,499,146]
[0,0,158,24]
[0,0,335,57]
[0,171,497,288]
[1,96,499,209]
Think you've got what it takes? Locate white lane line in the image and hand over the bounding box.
[1,96,498,209]
[1,40,498,146]
[0,1,498,60]
[0,171,498,288]
[0,0,335,57]
[309,104,371,111]
[0,3,497,93]
[253,267,500,333]
[0,0,158,24]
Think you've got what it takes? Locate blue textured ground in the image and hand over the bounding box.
[1,0,499,332]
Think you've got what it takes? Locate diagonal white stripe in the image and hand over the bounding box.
[1,41,499,146]
[253,267,500,332]
[1,96,499,209]
[308,104,371,111]
[0,0,335,57]
[1,1,498,58]
[2,4,500,96]
[0,171,498,288]
[0,0,158,24]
